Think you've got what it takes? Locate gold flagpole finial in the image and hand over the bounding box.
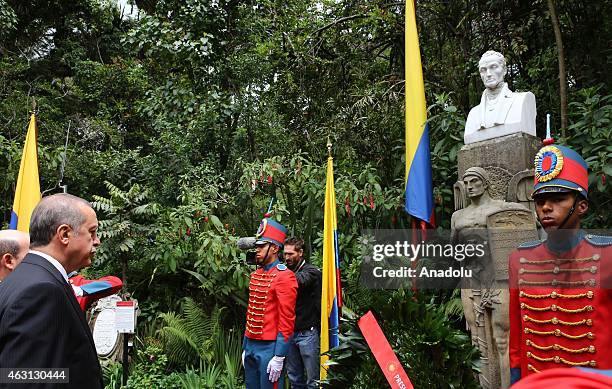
[31,97,37,114]
[327,137,332,157]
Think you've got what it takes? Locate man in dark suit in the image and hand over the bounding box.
[0,194,103,388]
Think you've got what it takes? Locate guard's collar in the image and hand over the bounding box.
[263,259,280,271]
[545,229,585,253]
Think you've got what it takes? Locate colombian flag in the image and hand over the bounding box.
[404,1,434,224]
[320,155,342,380]
[9,114,41,232]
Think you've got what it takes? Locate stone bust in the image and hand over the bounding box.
[464,51,536,145]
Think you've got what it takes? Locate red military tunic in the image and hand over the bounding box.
[245,260,298,356]
[509,233,612,379]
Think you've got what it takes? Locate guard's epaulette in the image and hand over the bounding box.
[276,263,287,271]
[585,234,612,247]
[518,240,543,249]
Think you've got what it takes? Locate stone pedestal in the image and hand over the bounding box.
[456,133,542,212]
[458,133,541,179]
[454,133,542,389]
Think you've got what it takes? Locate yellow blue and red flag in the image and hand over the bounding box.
[9,114,41,232]
[320,154,342,380]
[404,1,434,224]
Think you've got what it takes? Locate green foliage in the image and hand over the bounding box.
[0,0,17,40]
[176,360,241,389]
[1,0,611,385]
[323,290,479,389]
[102,361,122,389]
[178,366,222,389]
[122,337,222,388]
[150,199,249,300]
[157,297,242,388]
[426,93,467,228]
[92,180,159,290]
[0,133,22,225]
[238,154,405,267]
[158,298,224,366]
[124,345,183,389]
[565,86,612,228]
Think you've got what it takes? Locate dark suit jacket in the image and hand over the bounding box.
[0,253,103,388]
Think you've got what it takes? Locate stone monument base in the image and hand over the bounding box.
[458,133,541,179]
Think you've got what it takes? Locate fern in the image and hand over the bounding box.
[442,289,465,318]
[158,312,200,366]
[158,299,234,370]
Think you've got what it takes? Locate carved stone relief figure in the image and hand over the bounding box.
[451,167,536,389]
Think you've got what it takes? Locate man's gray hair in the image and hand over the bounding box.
[0,237,20,257]
[479,50,506,68]
[29,194,92,248]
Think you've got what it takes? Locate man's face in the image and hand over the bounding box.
[479,56,506,90]
[0,232,29,279]
[464,175,486,199]
[534,192,587,230]
[283,244,303,269]
[255,242,278,265]
[66,205,100,272]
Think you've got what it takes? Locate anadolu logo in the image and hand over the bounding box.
[387,362,397,373]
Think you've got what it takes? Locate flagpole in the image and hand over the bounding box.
[420,219,427,240]
[410,218,419,295]
[404,0,434,228]
[321,137,342,380]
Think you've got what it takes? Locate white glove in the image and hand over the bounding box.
[266,356,284,382]
[242,351,245,366]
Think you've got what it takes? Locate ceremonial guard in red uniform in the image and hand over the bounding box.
[68,272,123,311]
[509,144,612,384]
[243,218,298,389]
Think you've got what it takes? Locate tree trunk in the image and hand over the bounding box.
[547,0,568,137]
[121,255,128,293]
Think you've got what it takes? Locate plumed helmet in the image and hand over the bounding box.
[533,145,588,199]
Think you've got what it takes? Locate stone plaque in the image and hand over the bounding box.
[90,295,123,359]
[93,308,119,356]
[486,209,538,280]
